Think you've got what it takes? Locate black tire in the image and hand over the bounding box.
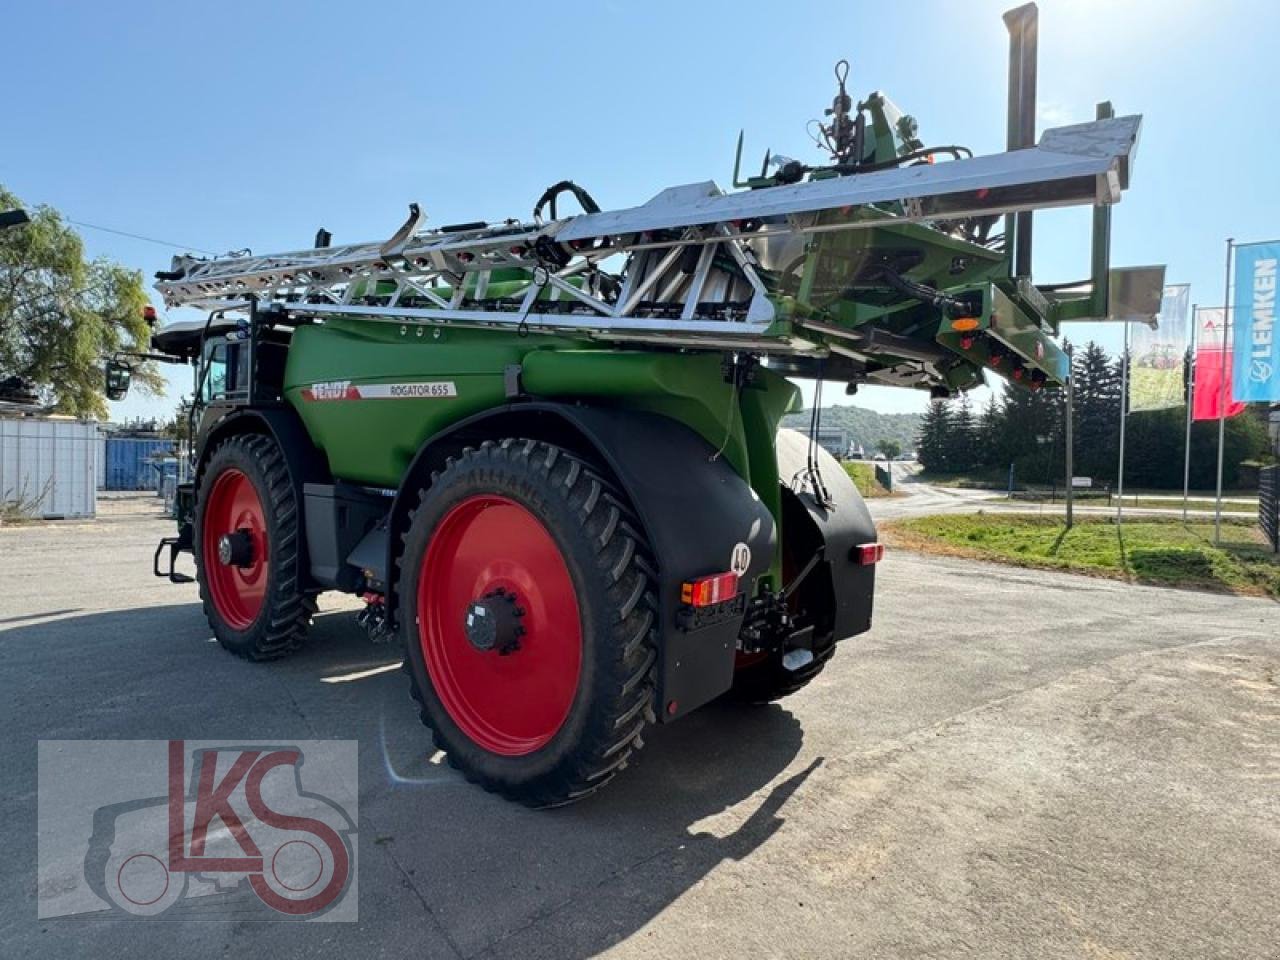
[195,433,316,660]
[726,646,835,705]
[398,438,658,807]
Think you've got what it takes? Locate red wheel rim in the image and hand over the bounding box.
[202,468,269,630]
[418,495,582,756]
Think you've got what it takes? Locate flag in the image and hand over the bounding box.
[1192,307,1246,421]
[1231,241,1280,402]
[1130,283,1190,412]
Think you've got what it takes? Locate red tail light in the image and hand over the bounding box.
[680,571,739,607]
[852,542,884,565]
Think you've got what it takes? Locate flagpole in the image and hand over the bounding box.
[1065,342,1075,530]
[1183,304,1197,523]
[1215,239,1234,546]
[1117,319,1130,523]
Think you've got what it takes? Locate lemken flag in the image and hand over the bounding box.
[1129,284,1190,412]
[1232,241,1280,402]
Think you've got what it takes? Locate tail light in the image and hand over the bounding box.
[680,572,739,607]
[851,542,884,565]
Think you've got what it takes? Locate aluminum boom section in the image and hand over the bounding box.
[153,115,1141,346]
[557,116,1140,242]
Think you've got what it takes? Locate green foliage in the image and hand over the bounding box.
[781,404,922,455]
[875,438,902,459]
[888,514,1280,598]
[943,392,977,472]
[916,398,951,472]
[1071,341,1122,481]
[843,461,891,498]
[0,186,160,418]
[916,339,1274,489]
[163,395,195,446]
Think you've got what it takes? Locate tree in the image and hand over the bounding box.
[1072,341,1121,482]
[943,393,977,473]
[0,186,161,418]
[876,438,902,460]
[917,399,952,472]
[976,393,1004,469]
[163,395,195,448]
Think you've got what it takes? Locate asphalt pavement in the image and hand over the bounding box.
[3,492,1278,958]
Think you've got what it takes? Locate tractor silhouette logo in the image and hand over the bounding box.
[82,741,355,919]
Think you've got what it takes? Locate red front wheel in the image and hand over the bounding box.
[195,434,316,660]
[400,439,658,807]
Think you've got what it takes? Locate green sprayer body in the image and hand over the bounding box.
[132,4,1156,805]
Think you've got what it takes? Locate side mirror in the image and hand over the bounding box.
[105,359,133,401]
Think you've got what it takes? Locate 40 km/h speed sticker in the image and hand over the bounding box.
[730,542,751,576]
[301,380,457,401]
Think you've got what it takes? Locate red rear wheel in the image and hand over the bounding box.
[418,495,582,756]
[400,439,658,807]
[202,468,269,630]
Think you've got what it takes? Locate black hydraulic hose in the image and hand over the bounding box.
[532,180,601,224]
[768,144,975,186]
[875,267,971,316]
[830,144,974,176]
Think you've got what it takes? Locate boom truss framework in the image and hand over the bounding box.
[155,115,1141,353]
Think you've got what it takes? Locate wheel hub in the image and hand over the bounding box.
[202,467,269,631]
[417,494,583,756]
[217,529,255,568]
[463,588,525,656]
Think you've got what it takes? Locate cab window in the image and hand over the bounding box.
[202,343,228,402]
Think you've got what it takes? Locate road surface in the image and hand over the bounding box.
[3,495,1277,958]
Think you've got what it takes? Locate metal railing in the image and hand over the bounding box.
[1260,465,1279,553]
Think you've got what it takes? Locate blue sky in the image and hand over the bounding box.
[4,0,1277,420]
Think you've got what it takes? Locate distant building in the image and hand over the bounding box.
[814,427,850,460]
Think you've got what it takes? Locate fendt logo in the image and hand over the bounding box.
[300,379,458,401]
[38,740,358,921]
[302,380,357,402]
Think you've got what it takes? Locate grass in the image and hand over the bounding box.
[916,470,1010,490]
[1124,497,1254,514]
[883,513,1280,599]
[0,505,38,527]
[0,483,49,527]
[1009,492,1256,514]
[844,461,892,498]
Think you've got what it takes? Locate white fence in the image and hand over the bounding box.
[0,418,97,519]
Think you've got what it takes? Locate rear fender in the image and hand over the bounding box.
[388,402,776,720]
[775,429,877,643]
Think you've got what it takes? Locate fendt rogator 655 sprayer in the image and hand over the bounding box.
[111,5,1161,805]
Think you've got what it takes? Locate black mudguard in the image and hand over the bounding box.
[561,407,777,721]
[775,429,878,643]
[388,402,776,722]
[191,403,330,589]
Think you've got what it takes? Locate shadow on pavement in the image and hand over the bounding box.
[9,602,815,958]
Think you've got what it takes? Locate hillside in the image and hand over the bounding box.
[781,404,923,455]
